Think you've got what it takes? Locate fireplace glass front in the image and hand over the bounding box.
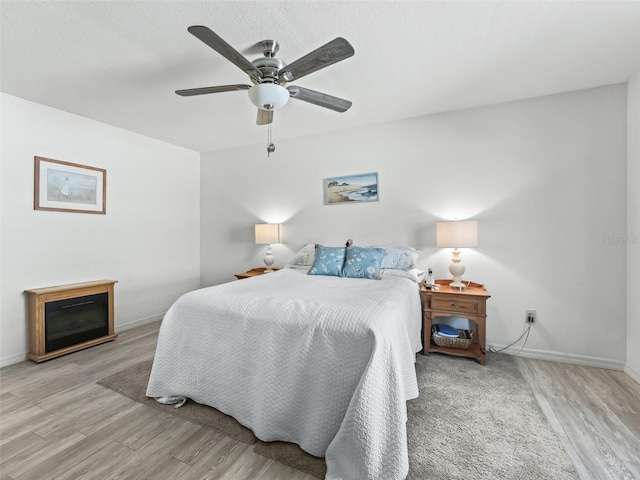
[44,292,109,352]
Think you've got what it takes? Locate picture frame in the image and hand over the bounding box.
[34,156,106,214]
[324,172,379,205]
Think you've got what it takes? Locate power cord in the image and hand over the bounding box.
[487,323,531,356]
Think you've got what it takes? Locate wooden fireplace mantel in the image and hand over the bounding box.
[25,280,118,362]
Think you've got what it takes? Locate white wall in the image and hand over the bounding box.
[201,85,628,368]
[0,94,201,366]
[626,73,640,383]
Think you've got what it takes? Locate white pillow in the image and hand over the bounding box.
[285,264,311,271]
[288,243,316,267]
[380,268,425,283]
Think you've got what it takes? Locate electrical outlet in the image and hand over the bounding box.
[526,309,536,323]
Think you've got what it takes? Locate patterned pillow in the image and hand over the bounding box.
[368,246,420,270]
[342,246,386,280]
[308,245,346,277]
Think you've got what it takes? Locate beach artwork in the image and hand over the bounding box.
[324,172,379,205]
[34,157,106,214]
[46,169,97,204]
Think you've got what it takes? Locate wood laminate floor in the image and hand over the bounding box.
[515,356,640,480]
[1,321,639,480]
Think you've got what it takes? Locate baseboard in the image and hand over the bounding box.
[0,313,165,369]
[116,313,164,332]
[0,352,28,368]
[624,363,640,385]
[490,344,626,371]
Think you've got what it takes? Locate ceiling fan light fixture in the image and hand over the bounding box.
[248,83,290,110]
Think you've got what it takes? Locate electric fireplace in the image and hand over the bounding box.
[25,280,117,362]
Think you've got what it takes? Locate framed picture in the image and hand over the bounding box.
[324,172,379,205]
[34,157,106,214]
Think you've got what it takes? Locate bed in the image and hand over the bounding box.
[146,266,422,479]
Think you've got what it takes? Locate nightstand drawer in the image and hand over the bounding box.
[431,296,479,314]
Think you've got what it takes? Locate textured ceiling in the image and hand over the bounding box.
[2,1,640,153]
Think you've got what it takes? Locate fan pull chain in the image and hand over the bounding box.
[267,124,275,157]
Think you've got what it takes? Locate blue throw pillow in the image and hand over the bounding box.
[342,246,385,279]
[308,245,346,277]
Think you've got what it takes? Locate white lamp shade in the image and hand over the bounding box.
[255,223,281,245]
[436,220,478,248]
[248,84,290,110]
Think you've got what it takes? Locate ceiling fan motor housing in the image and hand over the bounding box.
[251,56,286,85]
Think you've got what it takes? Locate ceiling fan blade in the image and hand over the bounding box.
[287,86,352,112]
[278,37,354,82]
[188,26,261,79]
[175,84,251,97]
[257,109,274,125]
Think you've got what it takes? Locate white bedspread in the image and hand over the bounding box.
[146,268,422,479]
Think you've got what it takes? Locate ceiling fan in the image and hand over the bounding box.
[176,26,355,126]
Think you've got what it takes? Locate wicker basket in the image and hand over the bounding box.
[432,330,473,350]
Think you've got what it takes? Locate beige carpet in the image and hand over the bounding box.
[408,353,578,479]
[97,353,578,480]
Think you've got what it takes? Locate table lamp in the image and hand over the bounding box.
[255,223,281,272]
[436,220,478,289]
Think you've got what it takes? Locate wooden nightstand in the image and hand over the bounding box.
[234,268,279,280]
[420,279,491,364]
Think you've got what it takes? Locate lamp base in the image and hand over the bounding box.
[448,248,467,289]
[263,244,275,272]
